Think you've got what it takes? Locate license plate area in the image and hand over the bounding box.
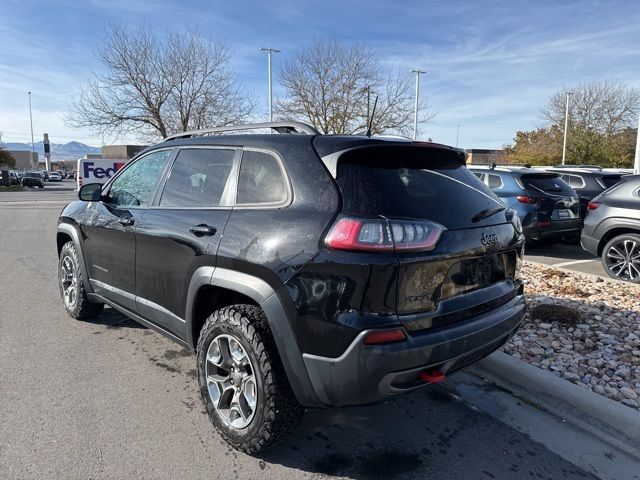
[438,252,514,300]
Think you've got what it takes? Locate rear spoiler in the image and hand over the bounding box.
[318,143,467,178]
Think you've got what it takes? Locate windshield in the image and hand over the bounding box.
[601,175,622,188]
[336,146,504,230]
[520,174,573,195]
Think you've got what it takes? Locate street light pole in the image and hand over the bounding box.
[634,113,640,174]
[411,69,425,140]
[561,91,573,165]
[28,91,35,166]
[260,47,281,123]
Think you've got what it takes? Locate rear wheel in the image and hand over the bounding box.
[58,241,104,319]
[196,304,303,453]
[601,234,640,283]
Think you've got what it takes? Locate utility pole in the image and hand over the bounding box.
[411,69,425,140]
[366,86,371,127]
[28,91,35,167]
[259,47,281,122]
[634,113,640,174]
[561,91,573,165]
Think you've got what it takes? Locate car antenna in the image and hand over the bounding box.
[366,95,379,137]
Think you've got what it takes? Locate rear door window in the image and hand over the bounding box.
[561,174,585,189]
[160,148,236,207]
[486,174,503,189]
[336,146,504,230]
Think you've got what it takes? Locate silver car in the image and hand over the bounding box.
[581,175,640,283]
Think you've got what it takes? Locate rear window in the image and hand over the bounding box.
[520,174,573,194]
[601,175,621,188]
[335,146,504,229]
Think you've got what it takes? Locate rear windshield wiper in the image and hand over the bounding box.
[471,206,506,223]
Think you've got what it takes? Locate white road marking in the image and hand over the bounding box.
[552,259,599,267]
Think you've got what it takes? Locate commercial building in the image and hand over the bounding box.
[102,145,146,160]
[7,150,38,170]
[466,149,505,165]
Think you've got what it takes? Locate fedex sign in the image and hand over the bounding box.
[77,158,129,188]
[82,161,125,179]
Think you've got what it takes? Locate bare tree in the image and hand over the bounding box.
[539,81,640,164]
[276,40,432,135]
[66,24,253,141]
[542,81,640,135]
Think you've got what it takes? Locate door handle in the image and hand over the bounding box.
[189,224,217,236]
[119,218,134,226]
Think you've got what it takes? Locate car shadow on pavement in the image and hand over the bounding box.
[83,306,148,330]
[256,383,593,480]
[526,242,597,262]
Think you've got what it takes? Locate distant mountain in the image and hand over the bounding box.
[3,141,101,161]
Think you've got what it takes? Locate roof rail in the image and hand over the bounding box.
[163,121,319,141]
[553,164,602,170]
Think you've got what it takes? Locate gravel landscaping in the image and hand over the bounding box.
[503,261,640,410]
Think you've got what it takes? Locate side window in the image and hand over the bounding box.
[160,148,236,207]
[106,150,171,207]
[486,174,503,189]
[472,172,484,180]
[236,150,288,205]
[561,174,582,189]
[570,175,585,189]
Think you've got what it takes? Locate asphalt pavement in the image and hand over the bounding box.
[525,242,607,278]
[0,183,600,479]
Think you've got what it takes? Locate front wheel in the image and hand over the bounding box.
[58,241,104,319]
[601,233,640,283]
[196,304,303,453]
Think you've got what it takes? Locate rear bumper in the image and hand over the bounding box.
[580,233,599,256]
[302,293,525,407]
[523,218,581,240]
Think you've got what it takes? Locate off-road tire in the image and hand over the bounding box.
[196,304,303,453]
[58,241,104,319]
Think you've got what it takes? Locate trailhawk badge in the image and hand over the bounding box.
[480,232,499,246]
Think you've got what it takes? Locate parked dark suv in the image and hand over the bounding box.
[468,165,581,244]
[22,171,44,188]
[581,175,640,283]
[57,122,526,452]
[544,167,623,218]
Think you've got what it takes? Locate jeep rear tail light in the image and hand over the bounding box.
[324,216,445,252]
[516,195,541,204]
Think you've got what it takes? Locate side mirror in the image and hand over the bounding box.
[78,183,103,202]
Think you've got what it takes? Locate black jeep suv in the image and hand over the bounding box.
[56,122,526,452]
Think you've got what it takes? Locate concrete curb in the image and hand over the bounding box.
[470,351,640,460]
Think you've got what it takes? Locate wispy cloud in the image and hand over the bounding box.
[0,0,639,148]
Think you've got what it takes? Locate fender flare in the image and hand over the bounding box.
[185,267,322,408]
[57,223,93,294]
[594,217,640,254]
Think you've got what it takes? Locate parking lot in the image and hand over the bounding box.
[0,184,601,479]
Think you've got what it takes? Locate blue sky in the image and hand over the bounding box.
[1,0,639,148]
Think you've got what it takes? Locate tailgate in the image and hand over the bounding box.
[396,223,521,321]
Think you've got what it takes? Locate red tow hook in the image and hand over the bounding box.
[419,370,446,384]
